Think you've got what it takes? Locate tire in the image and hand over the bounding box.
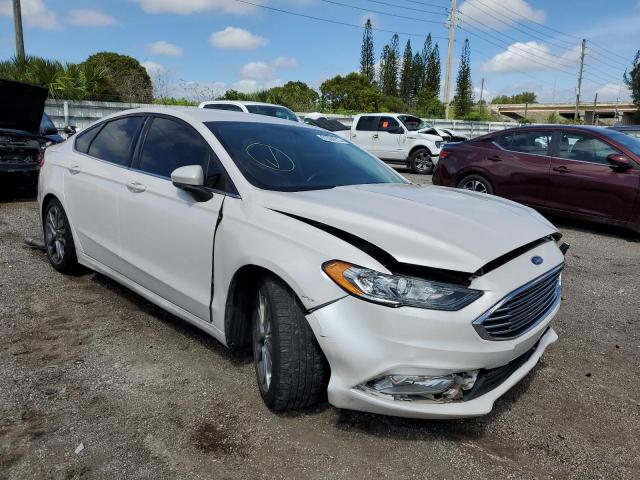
[252,275,328,411]
[409,148,434,174]
[43,198,78,273]
[457,174,494,195]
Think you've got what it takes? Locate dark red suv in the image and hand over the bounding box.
[433,126,640,233]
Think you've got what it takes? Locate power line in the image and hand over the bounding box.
[319,0,446,25]
[368,0,447,15]
[230,0,448,40]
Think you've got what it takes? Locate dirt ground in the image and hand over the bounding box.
[1,175,639,479]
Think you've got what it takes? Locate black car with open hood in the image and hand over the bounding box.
[0,79,53,179]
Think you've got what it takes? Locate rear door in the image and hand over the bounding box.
[351,116,378,154]
[547,130,639,221]
[490,129,553,207]
[118,115,229,321]
[64,115,145,269]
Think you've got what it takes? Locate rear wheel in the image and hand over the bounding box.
[43,199,78,273]
[252,275,328,411]
[457,174,494,195]
[409,148,433,174]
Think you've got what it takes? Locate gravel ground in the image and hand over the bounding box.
[1,173,639,479]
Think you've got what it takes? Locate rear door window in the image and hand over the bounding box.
[355,116,379,131]
[509,131,553,155]
[88,116,145,166]
[494,133,514,149]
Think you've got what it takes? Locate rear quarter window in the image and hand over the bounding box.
[74,125,102,154]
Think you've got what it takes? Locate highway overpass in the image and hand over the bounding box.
[491,102,638,124]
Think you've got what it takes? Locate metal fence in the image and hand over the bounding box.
[45,100,518,137]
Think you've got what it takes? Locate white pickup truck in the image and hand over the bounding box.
[336,113,444,174]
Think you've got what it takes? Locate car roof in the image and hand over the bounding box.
[198,100,291,108]
[608,125,640,130]
[91,106,309,128]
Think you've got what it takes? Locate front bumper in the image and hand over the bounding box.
[305,241,563,419]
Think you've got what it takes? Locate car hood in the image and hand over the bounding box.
[258,183,557,273]
[0,79,48,135]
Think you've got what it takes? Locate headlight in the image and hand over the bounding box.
[322,260,483,311]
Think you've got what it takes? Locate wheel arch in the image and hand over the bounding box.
[409,144,433,158]
[456,171,496,193]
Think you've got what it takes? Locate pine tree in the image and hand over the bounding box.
[425,43,441,97]
[399,40,414,102]
[411,52,423,97]
[360,19,375,83]
[379,34,400,96]
[420,34,433,88]
[453,39,473,118]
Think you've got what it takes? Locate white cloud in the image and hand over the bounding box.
[149,40,183,56]
[142,60,166,76]
[233,78,284,93]
[135,0,255,15]
[67,9,116,27]
[0,0,60,30]
[483,41,581,73]
[240,57,297,80]
[459,0,545,30]
[209,26,267,50]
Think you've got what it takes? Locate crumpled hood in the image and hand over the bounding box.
[0,79,48,135]
[257,183,557,273]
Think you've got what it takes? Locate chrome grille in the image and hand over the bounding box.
[473,265,563,341]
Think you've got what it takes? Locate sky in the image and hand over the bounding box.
[0,0,639,103]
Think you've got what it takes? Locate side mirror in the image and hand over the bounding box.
[607,153,632,171]
[64,125,77,135]
[171,165,212,202]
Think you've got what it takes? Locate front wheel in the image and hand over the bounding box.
[252,275,328,411]
[409,148,434,174]
[43,199,78,273]
[457,174,494,195]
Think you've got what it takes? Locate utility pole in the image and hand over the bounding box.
[592,92,598,125]
[12,0,25,61]
[479,77,485,104]
[443,0,457,119]
[574,38,586,121]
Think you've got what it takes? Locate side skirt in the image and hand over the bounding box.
[77,251,228,345]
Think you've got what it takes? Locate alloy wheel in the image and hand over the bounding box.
[254,290,273,392]
[462,179,488,194]
[45,205,66,264]
[415,152,433,172]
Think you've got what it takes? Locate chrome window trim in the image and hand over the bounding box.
[472,263,564,341]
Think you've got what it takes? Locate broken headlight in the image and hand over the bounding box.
[322,260,483,311]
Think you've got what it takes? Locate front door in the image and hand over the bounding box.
[547,131,640,221]
[118,116,226,321]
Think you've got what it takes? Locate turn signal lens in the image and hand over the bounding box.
[439,150,450,160]
[322,260,483,311]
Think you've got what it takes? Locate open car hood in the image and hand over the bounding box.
[0,79,48,135]
[259,183,557,274]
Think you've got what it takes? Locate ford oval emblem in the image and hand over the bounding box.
[531,256,544,265]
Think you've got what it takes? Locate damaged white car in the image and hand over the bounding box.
[38,107,565,419]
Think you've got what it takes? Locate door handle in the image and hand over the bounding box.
[488,155,501,162]
[552,166,569,173]
[126,181,147,193]
[68,165,81,175]
[373,134,379,139]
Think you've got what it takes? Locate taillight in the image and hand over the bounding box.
[38,150,45,167]
[439,150,450,160]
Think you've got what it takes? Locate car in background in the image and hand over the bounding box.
[303,112,350,132]
[608,125,640,139]
[0,79,60,183]
[336,113,443,174]
[39,107,565,419]
[433,125,640,234]
[198,100,300,122]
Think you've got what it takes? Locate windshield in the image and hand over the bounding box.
[245,105,299,122]
[397,115,430,131]
[206,122,406,192]
[604,130,640,158]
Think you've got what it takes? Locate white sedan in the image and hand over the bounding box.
[38,107,565,419]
